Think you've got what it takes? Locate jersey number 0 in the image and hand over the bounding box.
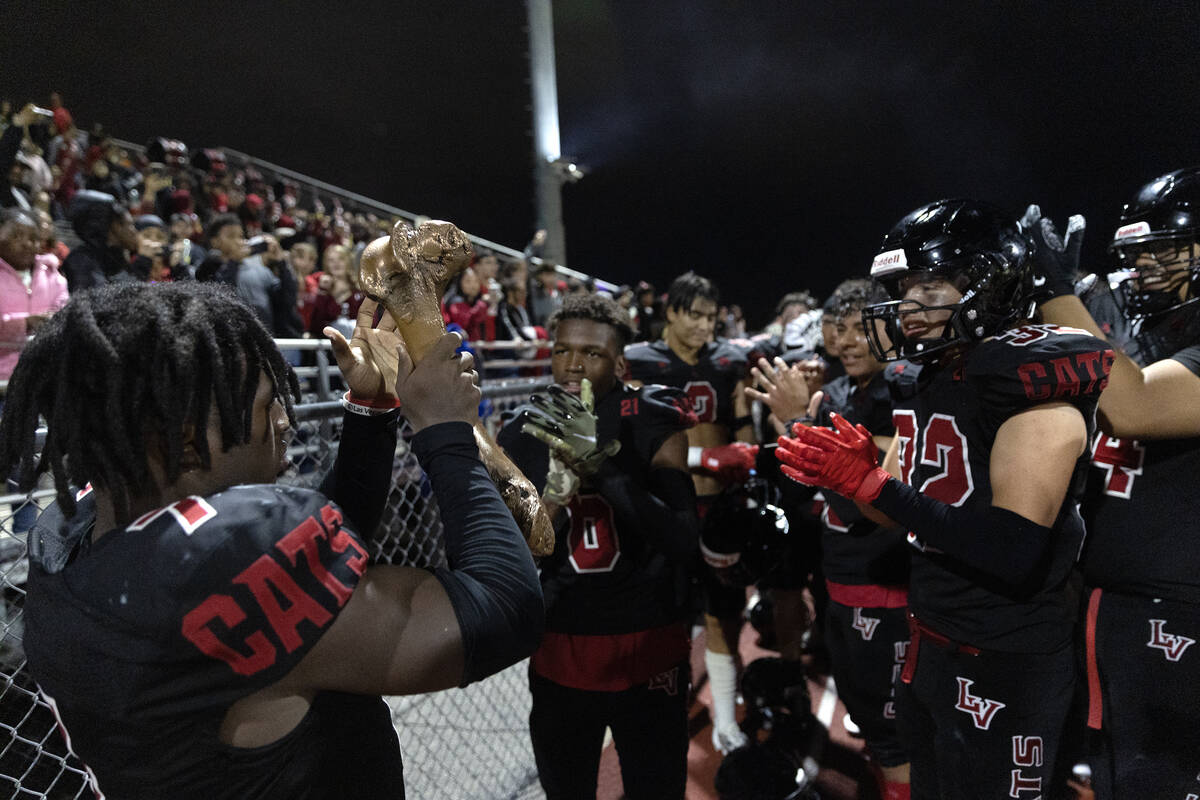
[565,494,621,573]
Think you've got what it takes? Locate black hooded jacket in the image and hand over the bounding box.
[62,190,136,292]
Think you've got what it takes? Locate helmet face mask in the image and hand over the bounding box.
[1111,238,1200,320]
[1109,167,1200,324]
[864,199,1034,363]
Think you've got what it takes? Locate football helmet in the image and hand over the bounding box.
[700,479,790,587]
[714,711,824,800]
[862,199,1034,363]
[1109,167,1200,321]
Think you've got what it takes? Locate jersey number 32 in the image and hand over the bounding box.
[892,411,975,506]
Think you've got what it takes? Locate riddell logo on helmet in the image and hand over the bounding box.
[1113,221,1151,240]
[871,248,908,276]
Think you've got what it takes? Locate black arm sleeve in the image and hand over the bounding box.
[319,410,399,538]
[413,421,544,686]
[590,463,699,563]
[870,478,1052,591]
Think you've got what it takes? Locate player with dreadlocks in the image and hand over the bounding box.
[0,281,543,800]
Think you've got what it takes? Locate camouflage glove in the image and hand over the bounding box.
[542,453,581,506]
[521,378,620,476]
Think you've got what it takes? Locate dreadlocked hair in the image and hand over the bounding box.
[0,282,300,522]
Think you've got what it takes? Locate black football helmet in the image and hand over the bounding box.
[1109,167,1200,322]
[700,479,790,587]
[715,710,824,800]
[862,199,1035,363]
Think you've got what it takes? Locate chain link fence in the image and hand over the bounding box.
[0,345,552,800]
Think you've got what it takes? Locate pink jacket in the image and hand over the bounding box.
[0,254,69,379]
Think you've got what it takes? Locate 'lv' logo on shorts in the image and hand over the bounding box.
[1147,619,1195,662]
[954,678,1006,730]
[852,608,880,641]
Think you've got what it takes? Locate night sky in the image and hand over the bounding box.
[4,0,1199,327]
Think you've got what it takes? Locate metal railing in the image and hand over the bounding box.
[110,139,616,293]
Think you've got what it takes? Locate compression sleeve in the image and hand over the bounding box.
[412,421,544,686]
[870,478,1053,593]
[590,463,698,563]
[319,410,400,538]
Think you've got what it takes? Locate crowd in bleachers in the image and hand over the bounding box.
[2,93,795,383]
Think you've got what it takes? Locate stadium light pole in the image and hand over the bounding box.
[527,0,568,267]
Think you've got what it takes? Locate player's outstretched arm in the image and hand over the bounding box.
[283,332,543,697]
[1042,295,1200,439]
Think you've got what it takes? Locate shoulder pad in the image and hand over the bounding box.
[817,375,853,422]
[709,339,750,372]
[28,485,96,574]
[631,384,697,430]
[623,341,672,378]
[967,324,1114,409]
[164,485,368,680]
[883,360,923,401]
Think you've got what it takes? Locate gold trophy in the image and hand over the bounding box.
[359,219,554,557]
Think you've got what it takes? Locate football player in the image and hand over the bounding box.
[0,282,544,799]
[1032,167,1200,798]
[624,271,759,753]
[498,293,698,799]
[776,200,1113,798]
[807,280,914,800]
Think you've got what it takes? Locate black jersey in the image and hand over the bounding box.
[893,324,1113,652]
[624,338,747,429]
[499,383,693,635]
[817,370,909,588]
[24,484,403,800]
[1081,344,1200,603]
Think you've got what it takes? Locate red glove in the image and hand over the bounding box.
[775,412,891,503]
[694,442,760,484]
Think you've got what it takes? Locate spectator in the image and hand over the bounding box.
[445,266,497,342]
[167,212,206,278]
[35,209,68,264]
[129,214,170,282]
[196,213,290,335]
[288,240,319,331]
[529,262,563,326]
[633,280,664,342]
[47,109,85,210]
[763,291,816,340]
[61,190,140,292]
[308,243,364,337]
[0,208,67,379]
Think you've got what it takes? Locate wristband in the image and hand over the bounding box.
[853,467,893,504]
[687,446,703,468]
[341,390,401,417]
